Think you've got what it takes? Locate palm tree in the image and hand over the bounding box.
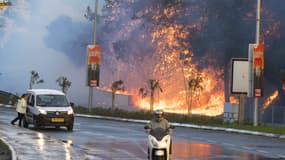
[29,70,44,89]
[138,88,147,99]
[56,76,72,94]
[188,75,203,116]
[111,80,124,111]
[149,79,163,112]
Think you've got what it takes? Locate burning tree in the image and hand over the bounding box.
[84,0,284,116]
[188,75,203,116]
[111,80,124,111]
[149,79,163,112]
[98,0,211,114]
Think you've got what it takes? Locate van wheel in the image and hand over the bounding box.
[67,124,73,132]
[34,120,40,130]
[23,118,28,128]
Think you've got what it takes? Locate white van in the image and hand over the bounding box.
[23,89,74,131]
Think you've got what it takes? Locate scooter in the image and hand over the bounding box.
[144,126,174,160]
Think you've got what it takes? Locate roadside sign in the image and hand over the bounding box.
[86,45,100,87]
[231,58,249,94]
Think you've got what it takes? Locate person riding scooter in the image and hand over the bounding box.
[145,109,173,159]
[146,109,171,134]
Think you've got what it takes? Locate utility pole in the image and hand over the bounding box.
[254,0,261,126]
[88,0,99,112]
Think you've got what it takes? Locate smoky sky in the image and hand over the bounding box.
[93,0,285,104]
[44,16,93,67]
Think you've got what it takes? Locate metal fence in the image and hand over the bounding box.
[261,105,285,125]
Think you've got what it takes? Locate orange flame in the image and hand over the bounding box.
[131,65,225,116]
[263,90,279,111]
[101,2,229,117]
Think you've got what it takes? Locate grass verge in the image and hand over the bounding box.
[74,106,285,135]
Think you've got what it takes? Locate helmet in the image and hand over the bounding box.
[154,109,164,122]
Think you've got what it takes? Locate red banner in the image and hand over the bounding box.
[253,43,264,97]
[88,45,101,65]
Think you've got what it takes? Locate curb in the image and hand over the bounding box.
[75,113,285,139]
[0,137,17,160]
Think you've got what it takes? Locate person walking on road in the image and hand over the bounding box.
[11,94,28,127]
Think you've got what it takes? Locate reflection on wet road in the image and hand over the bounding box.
[1,107,283,160]
[171,141,270,160]
[57,137,275,160]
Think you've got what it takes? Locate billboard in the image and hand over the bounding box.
[231,58,249,94]
[86,45,100,87]
[253,43,264,97]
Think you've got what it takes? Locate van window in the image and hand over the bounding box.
[28,95,35,106]
[36,94,69,107]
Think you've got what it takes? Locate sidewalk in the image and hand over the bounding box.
[0,121,83,160]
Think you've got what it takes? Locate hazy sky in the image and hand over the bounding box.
[0,0,105,105]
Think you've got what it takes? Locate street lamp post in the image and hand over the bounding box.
[254,0,261,126]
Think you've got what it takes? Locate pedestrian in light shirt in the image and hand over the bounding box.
[11,94,28,127]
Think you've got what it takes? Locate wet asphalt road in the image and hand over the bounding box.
[1,106,285,160]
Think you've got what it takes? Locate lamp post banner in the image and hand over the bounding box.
[253,43,264,97]
[87,44,100,87]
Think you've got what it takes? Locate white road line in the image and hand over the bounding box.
[257,150,268,154]
[207,140,216,143]
[241,146,253,150]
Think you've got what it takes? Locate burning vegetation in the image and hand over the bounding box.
[84,0,285,116]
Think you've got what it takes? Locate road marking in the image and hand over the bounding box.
[257,150,268,154]
[207,140,216,143]
[241,146,254,150]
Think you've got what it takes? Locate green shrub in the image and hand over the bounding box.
[73,106,285,135]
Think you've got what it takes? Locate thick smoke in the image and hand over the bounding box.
[34,0,285,113]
